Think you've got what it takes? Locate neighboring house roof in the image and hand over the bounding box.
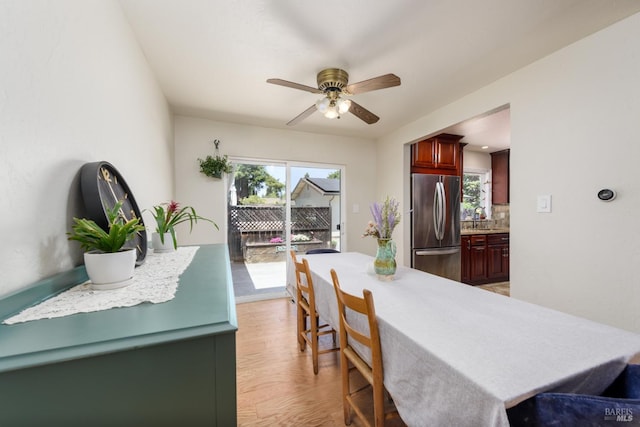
[291,178,340,200]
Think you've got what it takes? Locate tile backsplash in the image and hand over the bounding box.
[492,205,510,228]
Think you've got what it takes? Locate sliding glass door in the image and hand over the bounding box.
[227,159,343,301]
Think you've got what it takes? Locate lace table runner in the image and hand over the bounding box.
[3,246,200,325]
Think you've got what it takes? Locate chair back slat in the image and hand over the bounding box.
[289,251,338,375]
[291,251,315,304]
[331,268,400,426]
[331,269,382,374]
[333,281,373,349]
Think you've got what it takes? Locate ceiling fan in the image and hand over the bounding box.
[267,68,401,126]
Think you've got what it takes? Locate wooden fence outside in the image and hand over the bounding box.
[227,206,332,262]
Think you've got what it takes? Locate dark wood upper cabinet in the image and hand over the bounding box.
[491,149,510,204]
[411,133,463,176]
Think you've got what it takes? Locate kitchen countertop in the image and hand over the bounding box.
[461,228,510,236]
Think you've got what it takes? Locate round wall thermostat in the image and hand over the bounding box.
[597,188,616,201]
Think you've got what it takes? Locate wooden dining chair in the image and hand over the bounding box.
[331,269,402,427]
[290,251,338,375]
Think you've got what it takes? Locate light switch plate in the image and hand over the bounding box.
[537,195,552,213]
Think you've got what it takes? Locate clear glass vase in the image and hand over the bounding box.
[374,238,397,281]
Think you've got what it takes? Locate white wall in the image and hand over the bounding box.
[463,150,492,172]
[7,1,636,334]
[173,115,378,255]
[378,12,640,332]
[293,184,329,207]
[0,1,173,297]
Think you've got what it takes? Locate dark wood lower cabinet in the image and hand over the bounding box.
[487,234,510,282]
[469,235,488,283]
[461,233,509,285]
[461,236,471,283]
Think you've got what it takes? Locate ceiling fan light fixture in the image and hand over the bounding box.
[316,96,350,119]
[323,102,340,119]
[268,68,400,126]
[315,97,331,113]
[337,98,351,114]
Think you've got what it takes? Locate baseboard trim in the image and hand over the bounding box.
[235,290,290,304]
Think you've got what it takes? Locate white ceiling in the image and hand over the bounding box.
[119,0,640,151]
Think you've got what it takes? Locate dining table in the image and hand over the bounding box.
[303,251,640,427]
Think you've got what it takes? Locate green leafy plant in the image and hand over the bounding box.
[239,194,266,205]
[67,200,145,253]
[198,154,232,178]
[148,201,219,249]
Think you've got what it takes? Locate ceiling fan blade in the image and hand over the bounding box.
[344,73,401,95]
[348,101,379,124]
[267,78,323,94]
[287,105,317,126]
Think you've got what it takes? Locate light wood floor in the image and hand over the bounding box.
[236,282,510,426]
[236,297,403,426]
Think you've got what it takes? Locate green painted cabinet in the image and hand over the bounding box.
[0,244,237,426]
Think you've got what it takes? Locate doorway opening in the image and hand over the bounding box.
[227,159,343,303]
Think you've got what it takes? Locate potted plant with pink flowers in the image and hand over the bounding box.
[148,201,218,252]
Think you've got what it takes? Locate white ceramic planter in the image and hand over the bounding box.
[152,232,176,253]
[84,249,136,290]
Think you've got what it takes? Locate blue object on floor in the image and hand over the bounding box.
[305,249,340,254]
[507,364,640,426]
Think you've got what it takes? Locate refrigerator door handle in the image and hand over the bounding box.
[434,181,445,241]
[415,247,461,256]
[439,180,447,240]
[433,182,441,240]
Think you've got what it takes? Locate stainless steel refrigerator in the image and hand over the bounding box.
[411,174,461,281]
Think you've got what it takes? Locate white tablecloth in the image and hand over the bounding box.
[304,252,640,427]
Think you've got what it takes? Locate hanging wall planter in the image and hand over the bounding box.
[198,139,232,179]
